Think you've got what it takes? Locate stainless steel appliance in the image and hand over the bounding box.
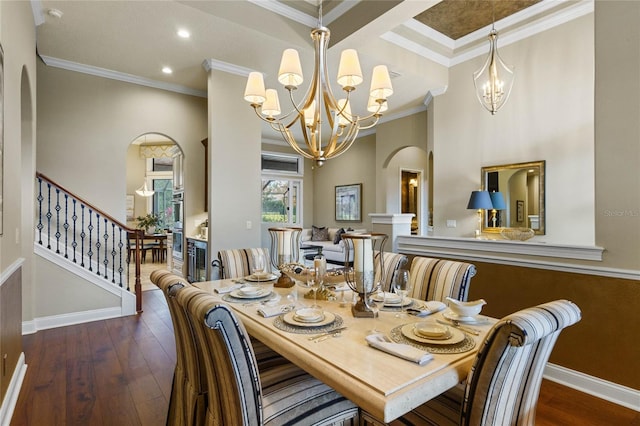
[172,191,184,263]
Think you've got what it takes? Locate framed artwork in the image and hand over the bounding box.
[516,200,524,223]
[335,183,362,222]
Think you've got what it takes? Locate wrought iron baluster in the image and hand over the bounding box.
[37,177,44,245]
[118,228,125,289]
[55,188,62,254]
[72,199,78,263]
[80,204,86,267]
[63,194,70,259]
[88,209,94,272]
[102,217,110,278]
[46,182,52,249]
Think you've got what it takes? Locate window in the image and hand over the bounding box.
[261,152,303,175]
[153,179,173,229]
[261,151,303,224]
[262,179,301,224]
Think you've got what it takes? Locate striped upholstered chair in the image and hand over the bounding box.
[375,252,409,292]
[180,289,360,425]
[215,247,272,279]
[388,299,581,426]
[408,256,477,302]
[151,269,206,426]
[150,271,307,425]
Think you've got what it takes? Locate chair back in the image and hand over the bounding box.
[217,248,272,279]
[180,290,263,425]
[462,299,581,425]
[150,270,207,426]
[374,252,408,292]
[409,256,476,302]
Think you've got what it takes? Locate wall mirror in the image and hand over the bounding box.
[481,161,545,235]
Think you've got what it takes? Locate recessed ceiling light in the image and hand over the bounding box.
[162,67,173,74]
[177,29,190,39]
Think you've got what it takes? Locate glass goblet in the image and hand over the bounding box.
[252,253,266,284]
[392,270,412,318]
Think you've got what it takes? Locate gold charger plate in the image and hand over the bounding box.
[401,323,465,345]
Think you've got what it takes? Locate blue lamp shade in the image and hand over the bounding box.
[467,191,493,210]
[489,191,506,210]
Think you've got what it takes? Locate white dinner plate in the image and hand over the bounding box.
[293,308,324,323]
[372,292,402,304]
[283,311,336,328]
[245,273,278,282]
[442,310,490,325]
[380,297,413,307]
[229,288,271,299]
[401,323,465,345]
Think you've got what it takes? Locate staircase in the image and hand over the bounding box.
[34,173,142,315]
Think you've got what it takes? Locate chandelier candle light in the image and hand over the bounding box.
[268,227,302,288]
[244,4,393,166]
[343,233,387,318]
[472,1,514,114]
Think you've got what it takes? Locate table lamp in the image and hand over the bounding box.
[489,191,506,228]
[268,227,302,288]
[342,233,387,318]
[467,190,493,237]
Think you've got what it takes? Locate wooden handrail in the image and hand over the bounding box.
[36,172,144,313]
[36,172,137,232]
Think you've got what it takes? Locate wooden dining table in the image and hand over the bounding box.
[193,278,495,423]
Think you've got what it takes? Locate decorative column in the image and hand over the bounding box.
[369,213,414,252]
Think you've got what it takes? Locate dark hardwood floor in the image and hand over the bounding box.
[11,287,639,425]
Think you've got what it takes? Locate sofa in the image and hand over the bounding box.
[300,227,366,265]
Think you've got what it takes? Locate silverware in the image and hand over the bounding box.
[314,332,342,342]
[436,319,481,335]
[308,327,347,341]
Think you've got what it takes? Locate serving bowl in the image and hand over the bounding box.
[500,227,535,241]
[445,297,486,317]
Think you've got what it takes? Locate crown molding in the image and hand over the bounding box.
[201,59,256,78]
[248,0,316,27]
[40,56,207,98]
[423,86,448,107]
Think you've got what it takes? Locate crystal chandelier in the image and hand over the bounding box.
[243,4,393,166]
[473,2,514,115]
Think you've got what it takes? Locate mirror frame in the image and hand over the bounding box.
[481,160,546,235]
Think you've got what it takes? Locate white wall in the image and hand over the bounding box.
[431,14,595,245]
[207,69,263,258]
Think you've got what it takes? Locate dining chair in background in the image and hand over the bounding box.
[408,257,477,302]
[181,291,360,425]
[374,251,409,292]
[369,299,581,426]
[214,247,272,279]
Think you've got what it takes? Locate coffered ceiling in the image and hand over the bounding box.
[33,0,591,132]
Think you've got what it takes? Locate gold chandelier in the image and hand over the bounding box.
[472,2,515,115]
[243,5,393,166]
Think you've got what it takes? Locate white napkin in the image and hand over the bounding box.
[258,304,293,318]
[365,333,433,365]
[407,301,447,317]
[214,284,242,294]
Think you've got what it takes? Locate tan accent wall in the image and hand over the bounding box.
[467,261,640,390]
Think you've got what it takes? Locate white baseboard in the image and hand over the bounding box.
[0,353,27,426]
[22,306,125,334]
[545,363,640,412]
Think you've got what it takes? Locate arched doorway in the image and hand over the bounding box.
[126,133,183,290]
